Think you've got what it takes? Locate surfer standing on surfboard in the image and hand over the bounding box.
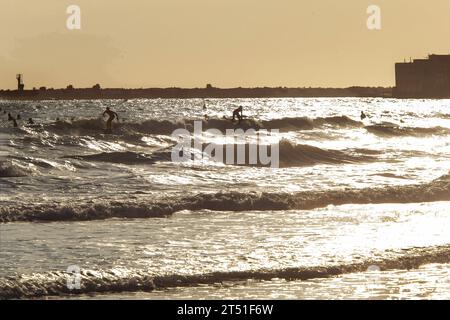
[103,107,119,132]
[203,100,209,120]
[232,106,243,123]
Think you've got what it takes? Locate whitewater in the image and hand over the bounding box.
[0,97,449,299]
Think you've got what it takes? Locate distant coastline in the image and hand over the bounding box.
[0,86,393,101]
[4,54,450,101]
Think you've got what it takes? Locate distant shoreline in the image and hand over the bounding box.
[0,86,394,101]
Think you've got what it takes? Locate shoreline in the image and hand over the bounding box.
[0,86,394,101]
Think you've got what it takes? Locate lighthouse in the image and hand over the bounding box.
[16,74,24,92]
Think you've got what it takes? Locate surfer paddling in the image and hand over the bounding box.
[103,107,119,132]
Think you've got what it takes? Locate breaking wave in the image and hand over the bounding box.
[65,150,172,165]
[276,140,376,167]
[67,140,377,167]
[33,117,450,146]
[0,201,175,223]
[435,113,450,119]
[1,173,449,223]
[365,124,450,137]
[42,116,364,137]
[211,140,377,167]
[1,244,449,299]
[261,115,362,130]
[0,161,33,178]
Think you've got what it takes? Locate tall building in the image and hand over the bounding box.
[394,54,450,98]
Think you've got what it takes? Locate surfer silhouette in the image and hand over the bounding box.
[232,106,243,123]
[8,113,14,121]
[103,107,119,132]
[28,118,34,125]
[360,111,367,120]
[203,100,208,120]
[12,119,18,128]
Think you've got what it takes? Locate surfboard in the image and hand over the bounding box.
[222,115,249,122]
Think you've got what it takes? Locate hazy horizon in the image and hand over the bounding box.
[1,0,450,90]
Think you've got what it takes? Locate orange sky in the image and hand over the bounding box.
[1,0,450,89]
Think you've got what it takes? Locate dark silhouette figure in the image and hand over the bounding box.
[103,107,119,132]
[232,106,243,123]
[395,54,450,98]
[12,119,18,127]
[17,114,21,120]
[28,118,34,125]
[360,111,367,120]
[8,113,14,121]
[203,100,208,120]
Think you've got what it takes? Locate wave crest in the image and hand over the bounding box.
[1,173,449,223]
[0,161,33,177]
[65,150,172,165]
[277,140,375,167]
[365,124,450,137]
[42,116,364,137]
[1,245,449,299]
[62,140,377,167]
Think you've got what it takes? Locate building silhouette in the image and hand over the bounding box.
[395,54,450,98]
[16,74,24,92]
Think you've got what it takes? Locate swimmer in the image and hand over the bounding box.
[360,111,367,120]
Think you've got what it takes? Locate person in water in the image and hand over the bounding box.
[8,113,14,121]
[17,114,21,120]
[232,106,243,123]
[12,119,18,128]
[28,118,34,125]
[360,111,367,120]
[202,100,209,120]
[103,107,119,131]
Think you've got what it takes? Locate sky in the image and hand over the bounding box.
[1,0,450,89]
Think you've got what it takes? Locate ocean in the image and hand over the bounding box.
[0,97,449,299]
